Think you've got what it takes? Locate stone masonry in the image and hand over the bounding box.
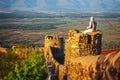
[65,29,102,65]
[44,29,120,80]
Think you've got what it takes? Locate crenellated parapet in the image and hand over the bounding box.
[44,35,63,49]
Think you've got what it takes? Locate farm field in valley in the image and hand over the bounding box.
[0,12,120,49]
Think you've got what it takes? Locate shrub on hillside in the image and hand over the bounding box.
[4,51,47,80]
[0,49,18,79]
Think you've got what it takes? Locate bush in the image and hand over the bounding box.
[4,51,47,80]
[0,49,18,79]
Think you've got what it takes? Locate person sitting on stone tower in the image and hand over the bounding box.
[83,16,97,34]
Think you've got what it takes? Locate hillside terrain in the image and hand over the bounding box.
[0,12,120,49]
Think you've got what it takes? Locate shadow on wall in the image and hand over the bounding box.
[51,47,64,64]
[50,37,64,64]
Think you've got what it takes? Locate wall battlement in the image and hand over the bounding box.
[45,35,63,49]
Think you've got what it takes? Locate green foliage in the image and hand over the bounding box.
[14,43,26,48]
[0,23,57,30]
[0,49,18,79]
[4,51,47,80]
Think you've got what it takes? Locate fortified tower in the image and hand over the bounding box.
[64,29,102,65]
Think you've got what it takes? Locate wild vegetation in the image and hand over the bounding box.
[0,49,18,79]
[0,44,47,80]
[4,51,47,80]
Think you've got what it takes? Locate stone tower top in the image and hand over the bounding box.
[65,29,102,64]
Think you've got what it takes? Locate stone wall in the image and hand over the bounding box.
[67,51,120,80]
[44,35,64,64]
[43,29,120,80]
[45,35,62,49]
[45,46,66,80]
[44,35,66,80]
[65,29,102,65]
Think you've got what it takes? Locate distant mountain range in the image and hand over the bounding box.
[0,0,120,12]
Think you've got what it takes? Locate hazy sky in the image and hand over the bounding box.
[0,0,120,11]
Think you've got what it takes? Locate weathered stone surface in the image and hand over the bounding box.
[65,30,102,65]
[45,35,61,48]
[44,35,64,64]
[44,29,119,80]
[67,51,120,80]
